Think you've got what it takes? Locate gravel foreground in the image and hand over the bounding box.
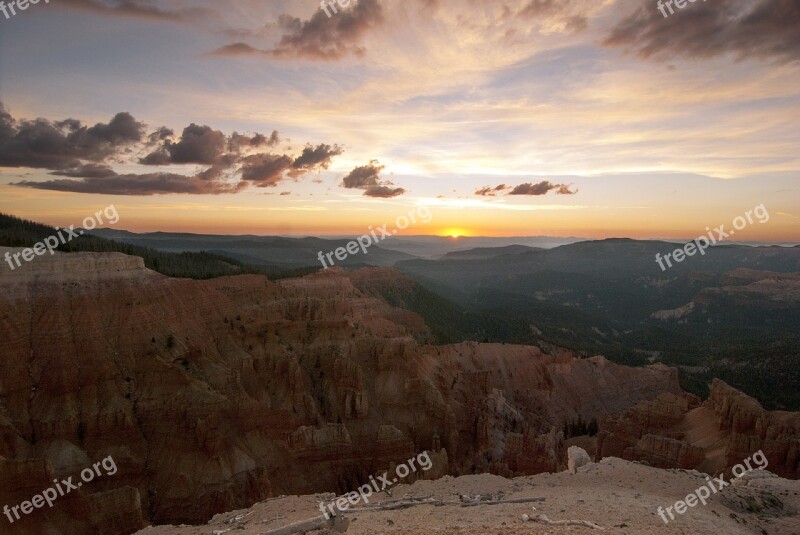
[137,457,800,535]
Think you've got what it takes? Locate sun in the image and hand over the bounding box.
[441,228,469,239]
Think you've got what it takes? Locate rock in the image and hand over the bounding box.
[568,446,591,474]
[0,252,695,527]
[732,469,778,486]
[597,380,800,479]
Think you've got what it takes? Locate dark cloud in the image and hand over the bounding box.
[140,123,227,165]
[240,154,294,187]
[508,181,576,195]
[342,161,384,189]
[272,0,383,60]
[84,111,144,144]
[474,180,577,196]
[210,0,383,61]
[291,143,343,175]
[50,163,117,179]
[142,125,283,167]
[475,184,509,196]
[146,126,174,145]
[3,103,353,195]
[341,161,406,197]
[139,147,172,165]
[230,131,280,151]
[195,163,232,182]
[604,0,800,63]
[0,104,144,170]
[14,172,246,196]
[363,185,406,198]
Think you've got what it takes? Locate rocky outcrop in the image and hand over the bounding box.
[0,456,145,534]
[567,446,591,474]
[597,380,800,478]
[0,252,686,527]
[707,379,800,479]
[632,434,705,469]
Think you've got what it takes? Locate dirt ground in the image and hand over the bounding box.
[137,457,800,535]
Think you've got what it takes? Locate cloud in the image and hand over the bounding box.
[363,185,406,198]
[291,143,343,175]
[141,123,227,165]
[50,163,117,178]
[240,154,294,187]
[15,172,245,195]
[508,181,576,195]
[146,126,174,145]
[555,183,577,195]
[604,0,800,63]
[475,184,509,196]
[508,182,554,195]
[475,180,577,196]
[3,103,357,196]
[0,103,145,170]
[209,0,384,61]
[230,130,280,151]
[341,160,406,197]
[139,124,294,189]
[342,161,384,188]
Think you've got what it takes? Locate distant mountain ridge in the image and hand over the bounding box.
[90,228,417,269]
[393,238,800,409]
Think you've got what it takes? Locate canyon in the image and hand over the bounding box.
[0,248,798,533]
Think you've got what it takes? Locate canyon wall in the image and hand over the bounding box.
[0,250,747,531]
[598,380,800,478]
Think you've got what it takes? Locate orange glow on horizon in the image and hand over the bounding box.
[440,228,471,238]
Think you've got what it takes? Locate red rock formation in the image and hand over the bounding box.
[707,379,800,479]
[0,456,145,534]
[0,251,685,527]
[597,380,800,478]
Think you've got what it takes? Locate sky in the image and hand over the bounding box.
[0,0,798,240]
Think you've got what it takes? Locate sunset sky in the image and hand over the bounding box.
[0,0,798,241]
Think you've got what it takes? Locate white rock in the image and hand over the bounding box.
[568,446,592,474]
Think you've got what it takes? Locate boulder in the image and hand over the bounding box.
[568,446,591,474]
